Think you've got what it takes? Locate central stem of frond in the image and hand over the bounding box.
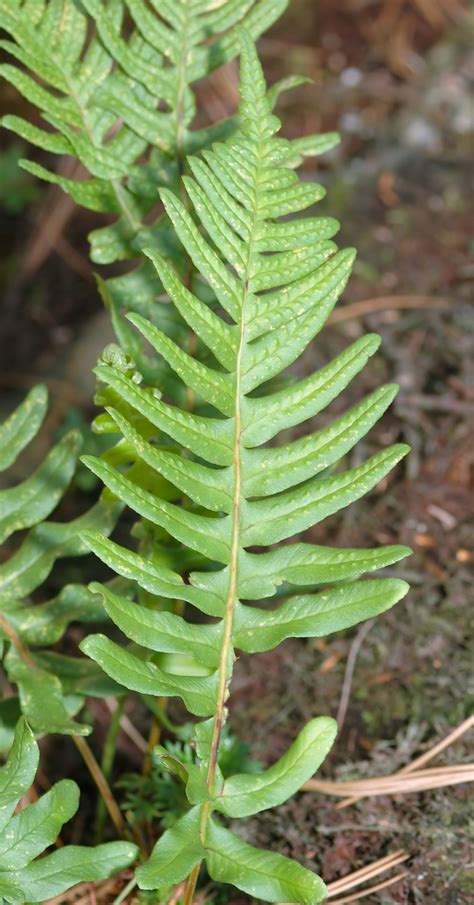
[204,163,261,800]
[184,125,264,905]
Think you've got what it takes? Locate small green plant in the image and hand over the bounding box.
[0,2,411,903]
[119,729,260,833]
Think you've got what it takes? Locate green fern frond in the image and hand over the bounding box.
[0,387,120,742]
[0,0,291,252]
[0,1,339,388]
[79,34,411,902]
[0,717,137,901]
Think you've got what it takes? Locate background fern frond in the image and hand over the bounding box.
[0,0,340,389]
[0,387,121,743]
[80,33,411,902]
[0,717,137,901]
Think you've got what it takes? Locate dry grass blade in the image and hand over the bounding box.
[328,870,408,903]
[280,851,409,905]
[396,715,474,775]
[336,714,474,807]
[326,850,409,895]
[303,763,474,798]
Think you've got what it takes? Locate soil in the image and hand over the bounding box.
[0,1,472,902]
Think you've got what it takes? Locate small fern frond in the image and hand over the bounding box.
[80,33,411,902]
[0,387,120,742]
[0,717,137,900]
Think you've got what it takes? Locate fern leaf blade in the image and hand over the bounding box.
[94,364,234,465]
[234,579,410,653]
[90,582,222,669]
[79,532,220,615]
[0,780,79,870]
[0,384,47,472]
[238,544,412,599]
[217,717,336,817]
[205,820,327,904]
[0,719,38,834]
[242,445,409,546]
[127,313,235,415]
[0,432,80,544]
[136,805,205,889]
[81,456,231,564]
[241,334,382,444]
[243,384,400,495]
[81,635,218,717]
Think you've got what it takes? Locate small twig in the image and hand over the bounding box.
[0,371,89,406]
[45,878,118,905]
[73,736,128,841]
[45,882,89,905]
[336,620,375,731]
[168,881,186,905]
[103,697,148,753]
[397,392,474,416]
[55,235,94,282]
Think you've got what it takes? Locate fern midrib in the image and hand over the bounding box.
[205,174,261,795]
[189,143,265,898]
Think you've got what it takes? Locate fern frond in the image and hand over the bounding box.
[80,34,411,902]
[0,0,291,253]
[0,1,339,387]
[0,717,137,900]
[0,388,120,742]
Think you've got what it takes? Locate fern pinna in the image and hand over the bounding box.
[79,34,411,904]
